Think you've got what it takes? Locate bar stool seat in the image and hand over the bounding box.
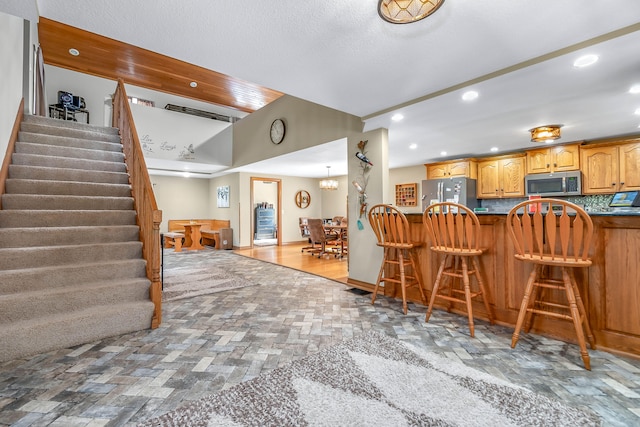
[506,199,595,370]
[368,204,427,314]
[422,202,494,337]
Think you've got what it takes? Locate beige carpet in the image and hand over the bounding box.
[162,249,258,302]
[138,330,600,426]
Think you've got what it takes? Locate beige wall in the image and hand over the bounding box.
[389,164,426,214]
[232,94,362,168]
[149,175,210,232]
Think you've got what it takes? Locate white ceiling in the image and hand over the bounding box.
[2,0,640,178]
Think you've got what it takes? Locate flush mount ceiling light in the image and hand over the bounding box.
[529,125,563,143]
[319,166,339,190]
[378,0,445,24]
[189,81,198,88]
[391,113,404,121]
[573,54,598,68]
[68,48,80,56]
[462,90,478,101]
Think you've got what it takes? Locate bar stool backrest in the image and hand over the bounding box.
[506,199,593,263]
[368,204,413,248]
[423,202,481,252]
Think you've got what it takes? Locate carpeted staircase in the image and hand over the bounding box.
[0,115,155,362]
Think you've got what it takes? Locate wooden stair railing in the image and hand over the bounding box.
[112,79,163,328]
[0,99,24,210]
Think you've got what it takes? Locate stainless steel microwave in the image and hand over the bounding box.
[524,171,582,197]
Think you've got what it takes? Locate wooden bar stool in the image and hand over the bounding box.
[422,202,494,337]
[368,204,427,314]
[506,199,595,370]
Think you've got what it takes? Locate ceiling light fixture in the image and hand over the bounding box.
[440,151,447,156]
[378,0,445,24]
[189,81,198,88]
[529,125,563,143]
[391,113,404,121]
[573,54,598,68]
[490,147,499,152]
[629,84,640,94]
[319,166,338,190]
[462,90,478,101]
[409,143,417,149]
[68,48,79,56]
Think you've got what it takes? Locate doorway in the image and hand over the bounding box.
[250,177,282,247]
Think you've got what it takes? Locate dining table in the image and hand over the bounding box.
[183,222,205,250]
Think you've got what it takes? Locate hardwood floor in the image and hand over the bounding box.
[234,242,349,284]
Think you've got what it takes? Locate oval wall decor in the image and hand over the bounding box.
[295,190,311,209]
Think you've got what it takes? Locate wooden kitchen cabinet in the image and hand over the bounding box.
[581,140,640,194]
[477,155,525,198]
[426,160,477,179]
[526,143,580,174]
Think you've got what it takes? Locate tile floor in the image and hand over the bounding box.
[0,250,638,426]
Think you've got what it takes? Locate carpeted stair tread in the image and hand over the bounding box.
[0,209,137,227]
[0,278,151,323]
[15,141,125,163]
[1,194,134,210]
[20,122,121,143]
[22,114,120,135]
[5,179,132,197]
[0,242,143,270]
[18,131,123,152]
[0,225,140,248]
[11,153,127,173]
[0,259,147,294]
[0,301,154,363]
[8,164,130,185]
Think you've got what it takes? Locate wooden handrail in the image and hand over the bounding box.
[112,79,163,328]
[0,99,24,210]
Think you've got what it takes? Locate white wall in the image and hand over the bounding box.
[0,11,25,153]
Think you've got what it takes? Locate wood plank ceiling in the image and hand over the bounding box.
[38,17,283,114]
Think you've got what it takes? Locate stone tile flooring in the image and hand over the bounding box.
[0,249,638,426]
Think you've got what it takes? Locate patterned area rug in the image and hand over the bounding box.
[162,248,258,302]
[138,331,600,426]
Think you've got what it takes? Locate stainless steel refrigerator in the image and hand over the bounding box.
[421,178,478,211]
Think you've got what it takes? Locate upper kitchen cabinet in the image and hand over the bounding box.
[581,140,640,194]
[477,155,526,199]
[526,144,580,174]
[425,160,477,180]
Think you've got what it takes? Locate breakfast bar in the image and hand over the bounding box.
[378,211,640,358]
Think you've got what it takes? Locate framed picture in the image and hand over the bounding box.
[217,185,230,208]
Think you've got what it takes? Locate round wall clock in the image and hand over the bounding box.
[295,190,311,209]
[270,118,286,144]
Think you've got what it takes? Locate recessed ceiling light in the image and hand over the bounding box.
[630,85,640,94]
[635,108,640,115]
[440,151,447,156]
[490,147,499,152]
[189,81,198,88]
[462,90,478,101]
[68,48,79,56]
[409,143,417,149]
[573,54,598,68]
[391,113,404,121]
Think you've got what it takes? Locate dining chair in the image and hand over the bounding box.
[299,217,315,253]
[306,218,338,258]
[422,202,494,337]
[368,204,427,314]
[506,199,595,370]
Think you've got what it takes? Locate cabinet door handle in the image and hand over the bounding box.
[553,163,557,168]
[612,183,616,186]
[620,182,625,186]
[546,163,550,168]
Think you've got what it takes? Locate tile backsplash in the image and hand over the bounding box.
[480,194,614,213]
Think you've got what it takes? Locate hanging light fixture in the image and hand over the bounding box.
[319,166,339,190]
[378,0,445,24]
[529,125,563,143]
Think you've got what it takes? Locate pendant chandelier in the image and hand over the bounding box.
[319,166,339,190]
[529,125,563,143]
[378,0,445,24]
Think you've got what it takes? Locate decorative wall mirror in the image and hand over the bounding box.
[295,190,311,209]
